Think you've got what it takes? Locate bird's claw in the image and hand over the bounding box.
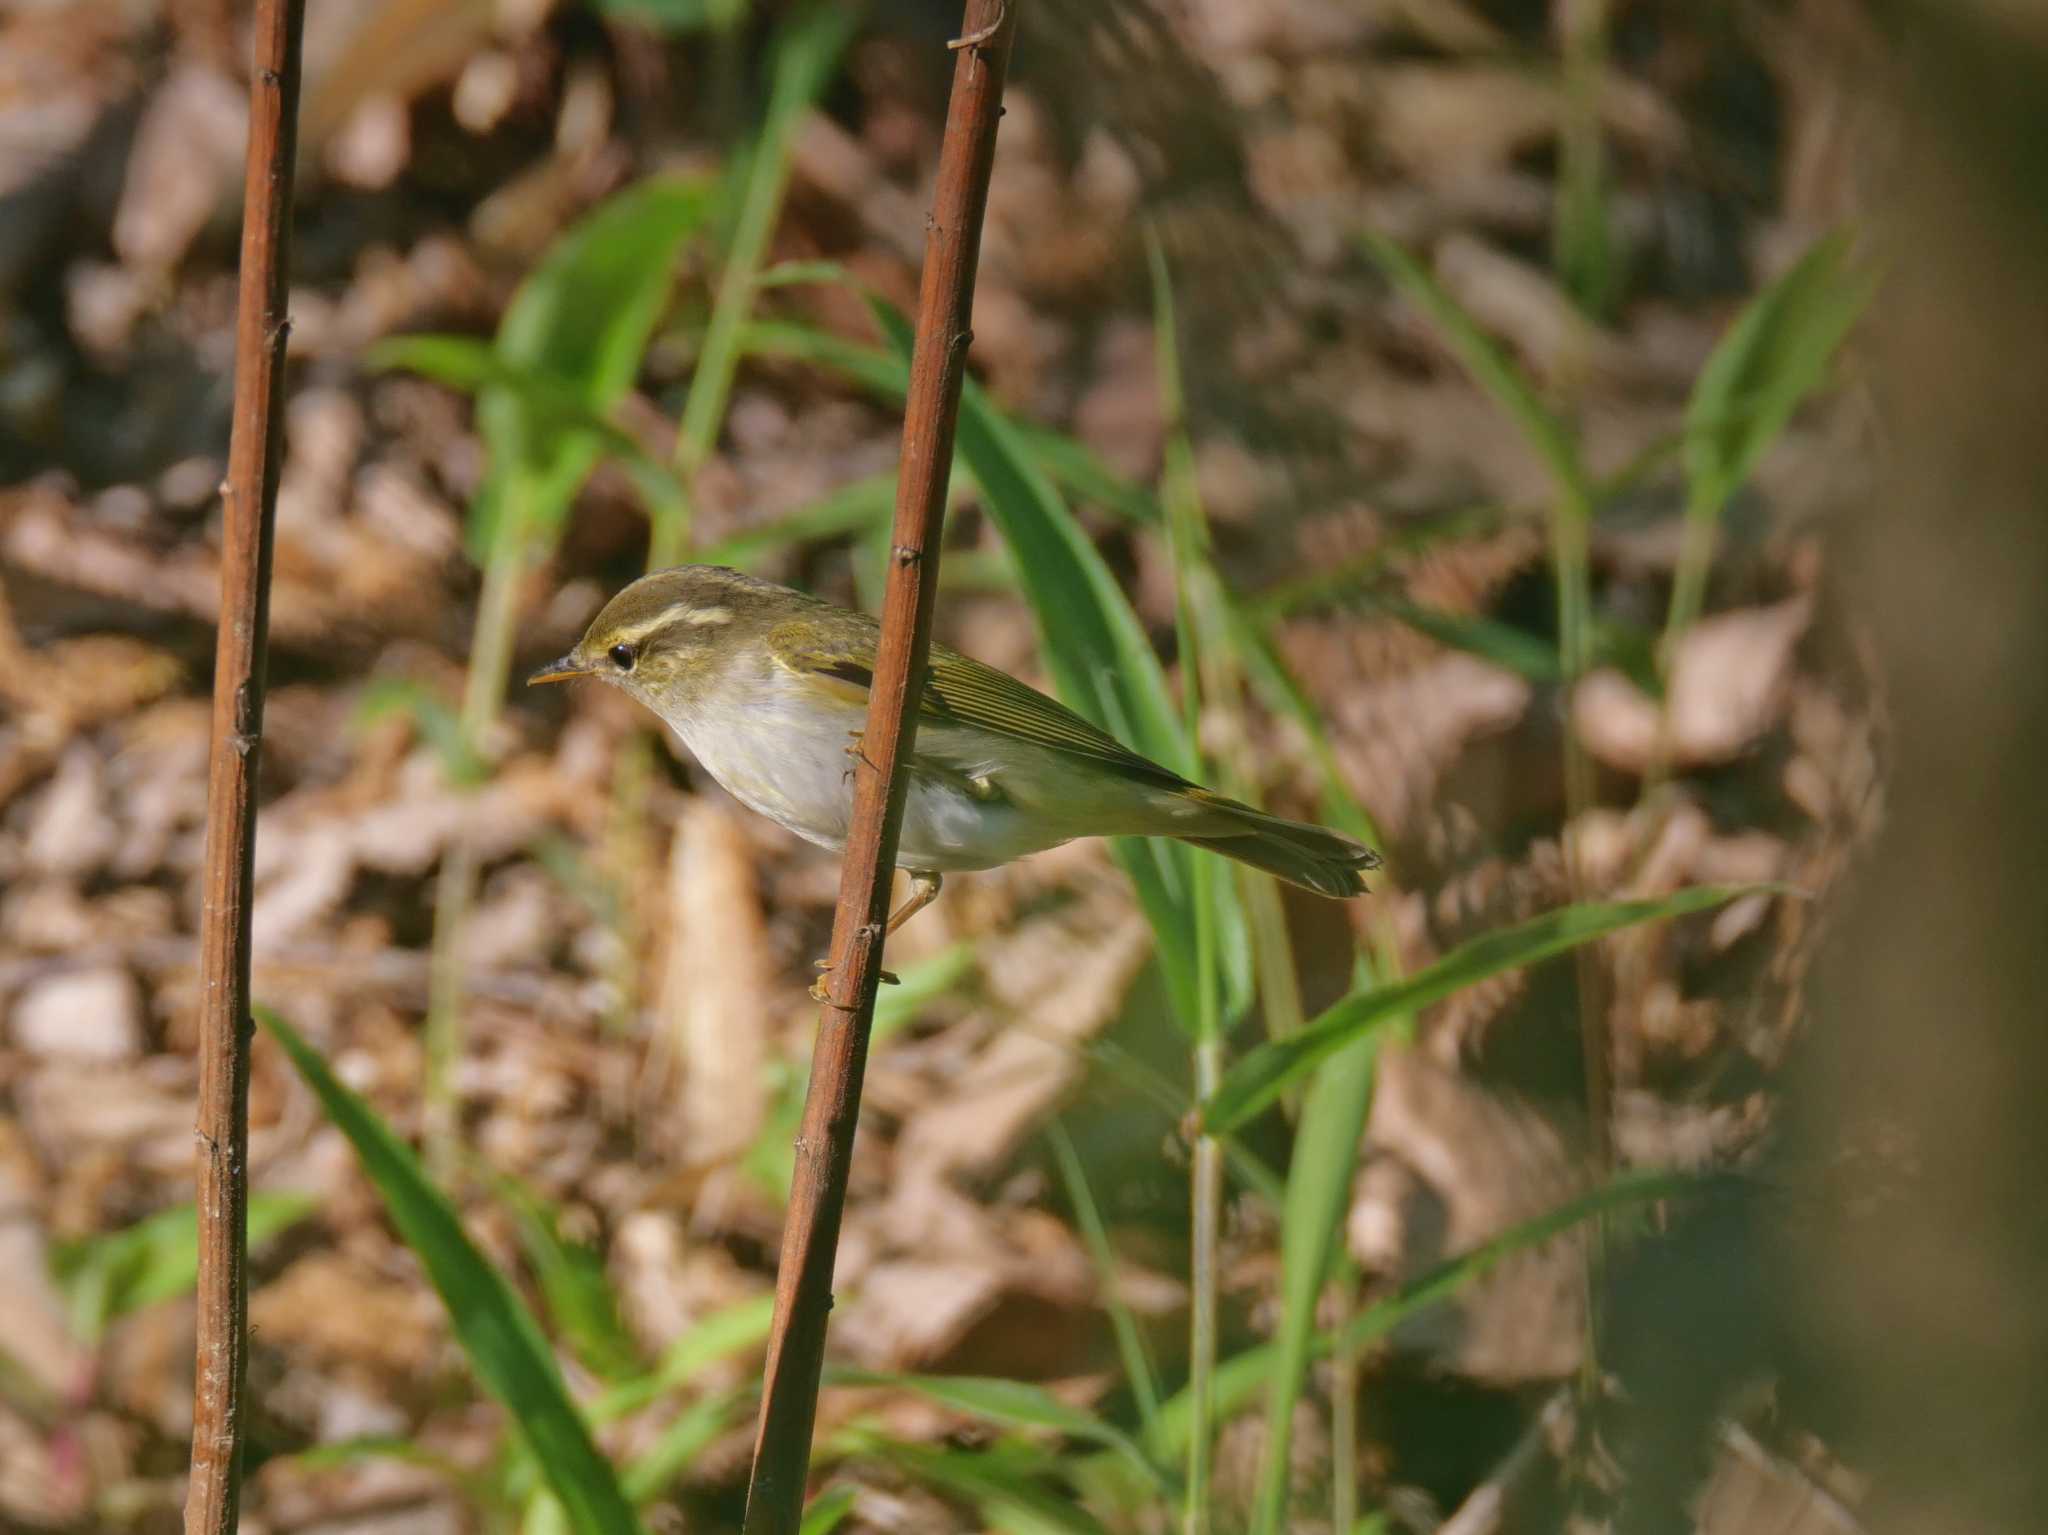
[842,729,879,783]
[809,957,899,1001]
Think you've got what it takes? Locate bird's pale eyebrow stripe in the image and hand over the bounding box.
[607,604,732,645]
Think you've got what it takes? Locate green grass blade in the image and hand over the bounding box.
[474,176,714,560]
[621,1387,747,1502]
[877,1441,1113,1535]
[1250,957,1390,1535]
[798,1486,860,1535]
[836,1371,1169,1494]
[287,1436,511,1514]
[1142,1167,1698,1467]
[664,1,853,564]
[353,677,489,786]
[491,1174,644,1383]
[1555,0,1617,318]
[1358,233,1598,841]
[589,1293,776,1423]
[738,316,1149,536]
[1667,234,1872,655]
[1359,232,1591,505]
[1205,887,1770,1132]
[367,337,677,488]
[871,940,978,1048]
[1077,1038,1287,1206]
[1682,232,1871,523]
[871,301,1252,1029]
[739,317,909,399]
[693,472,900,570]
[1378,598,1564,683]
[756,258,858,291]
[50,1193,314,1346]
[1005,419,1161,526]
[256,1008,644,1535]
[1228,610,1382,849]
[1047,1121,1164,1445]
[1330,1169,1700,1354]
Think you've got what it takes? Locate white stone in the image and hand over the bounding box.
[11,967,144,1060]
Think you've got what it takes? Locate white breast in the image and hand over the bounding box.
[668,665,1059,873]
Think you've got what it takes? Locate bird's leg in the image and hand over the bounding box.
[841,729,879,784]
[885,870,943,937]
[807,872,941,1002]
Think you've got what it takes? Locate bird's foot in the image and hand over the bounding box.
[809,957,899,1002]
[841,730,879,784]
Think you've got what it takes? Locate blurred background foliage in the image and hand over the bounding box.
[0,0,2037,1532]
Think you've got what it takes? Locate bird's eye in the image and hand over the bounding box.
[608,643,636,671]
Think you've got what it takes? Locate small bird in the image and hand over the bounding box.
[529,566,1377,963]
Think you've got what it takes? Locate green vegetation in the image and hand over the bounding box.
[237,20,1867,1535]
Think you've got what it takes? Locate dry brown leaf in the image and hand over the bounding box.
[111,62,245,274]
[894,905,1149,1185]
[656,800,770,1169]
[251,1253,441,1376]
[1352,1047,1585,1383]
[1575,598,1813,773]
[835,1260,1006,1371]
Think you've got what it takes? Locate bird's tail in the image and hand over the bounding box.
[1172,791,1381,899]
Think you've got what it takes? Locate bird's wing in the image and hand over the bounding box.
[767,620,1191,791]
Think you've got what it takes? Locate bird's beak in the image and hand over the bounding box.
[526,654,591,686]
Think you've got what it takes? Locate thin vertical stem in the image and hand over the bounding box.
[1329,1262,1360,1535]
[423,484,532,1178]
[1552,483,1612,1426]
[186,3,306,1532]
[1185,1035,1224,1535]
[1555,0,1614,318]
[741,7,1018,1530]
[1049,1121,1164,1442]
[1547,493,1608,1176]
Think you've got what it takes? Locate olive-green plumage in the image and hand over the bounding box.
[530,566,1378,906]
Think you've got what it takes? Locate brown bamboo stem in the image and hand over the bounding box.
[741,4,1018,1529]
[184,3,306,1532]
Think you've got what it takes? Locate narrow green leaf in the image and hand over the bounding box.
[592,0,747,34]
[621,1388,746,1502]
[1666,234,1872,660]
[256,1008,644,1535]
[879,1441,1113,1535]
[1205,887,1769,1132]
[472,175,714,558]
[287,1436,509,1513]
[1047,1122,1163,1445]
[1227,610,1381,848]
[50,1193,315,1344]
[1683,233,1871,518]
[355,678,489,785]
[1251,955,1389,1535]
[368,336,686,507]
[492,1175,643,1383]
[590,1293,776,1422]
[738,318,1146,535]
[1005,419,1161,526]
[837,1371,1168,1493]
[798,1486,859,1535]
[739,318,910,400]
[871,940,977,1047]
[871,301,1253,1029]
[1554,1,1617,318]
[1359,233,1591,505]
[1142,1168,1700,1466]
[663,2,853,565]
[756,259,858,290]
[1379,599,1564,683]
